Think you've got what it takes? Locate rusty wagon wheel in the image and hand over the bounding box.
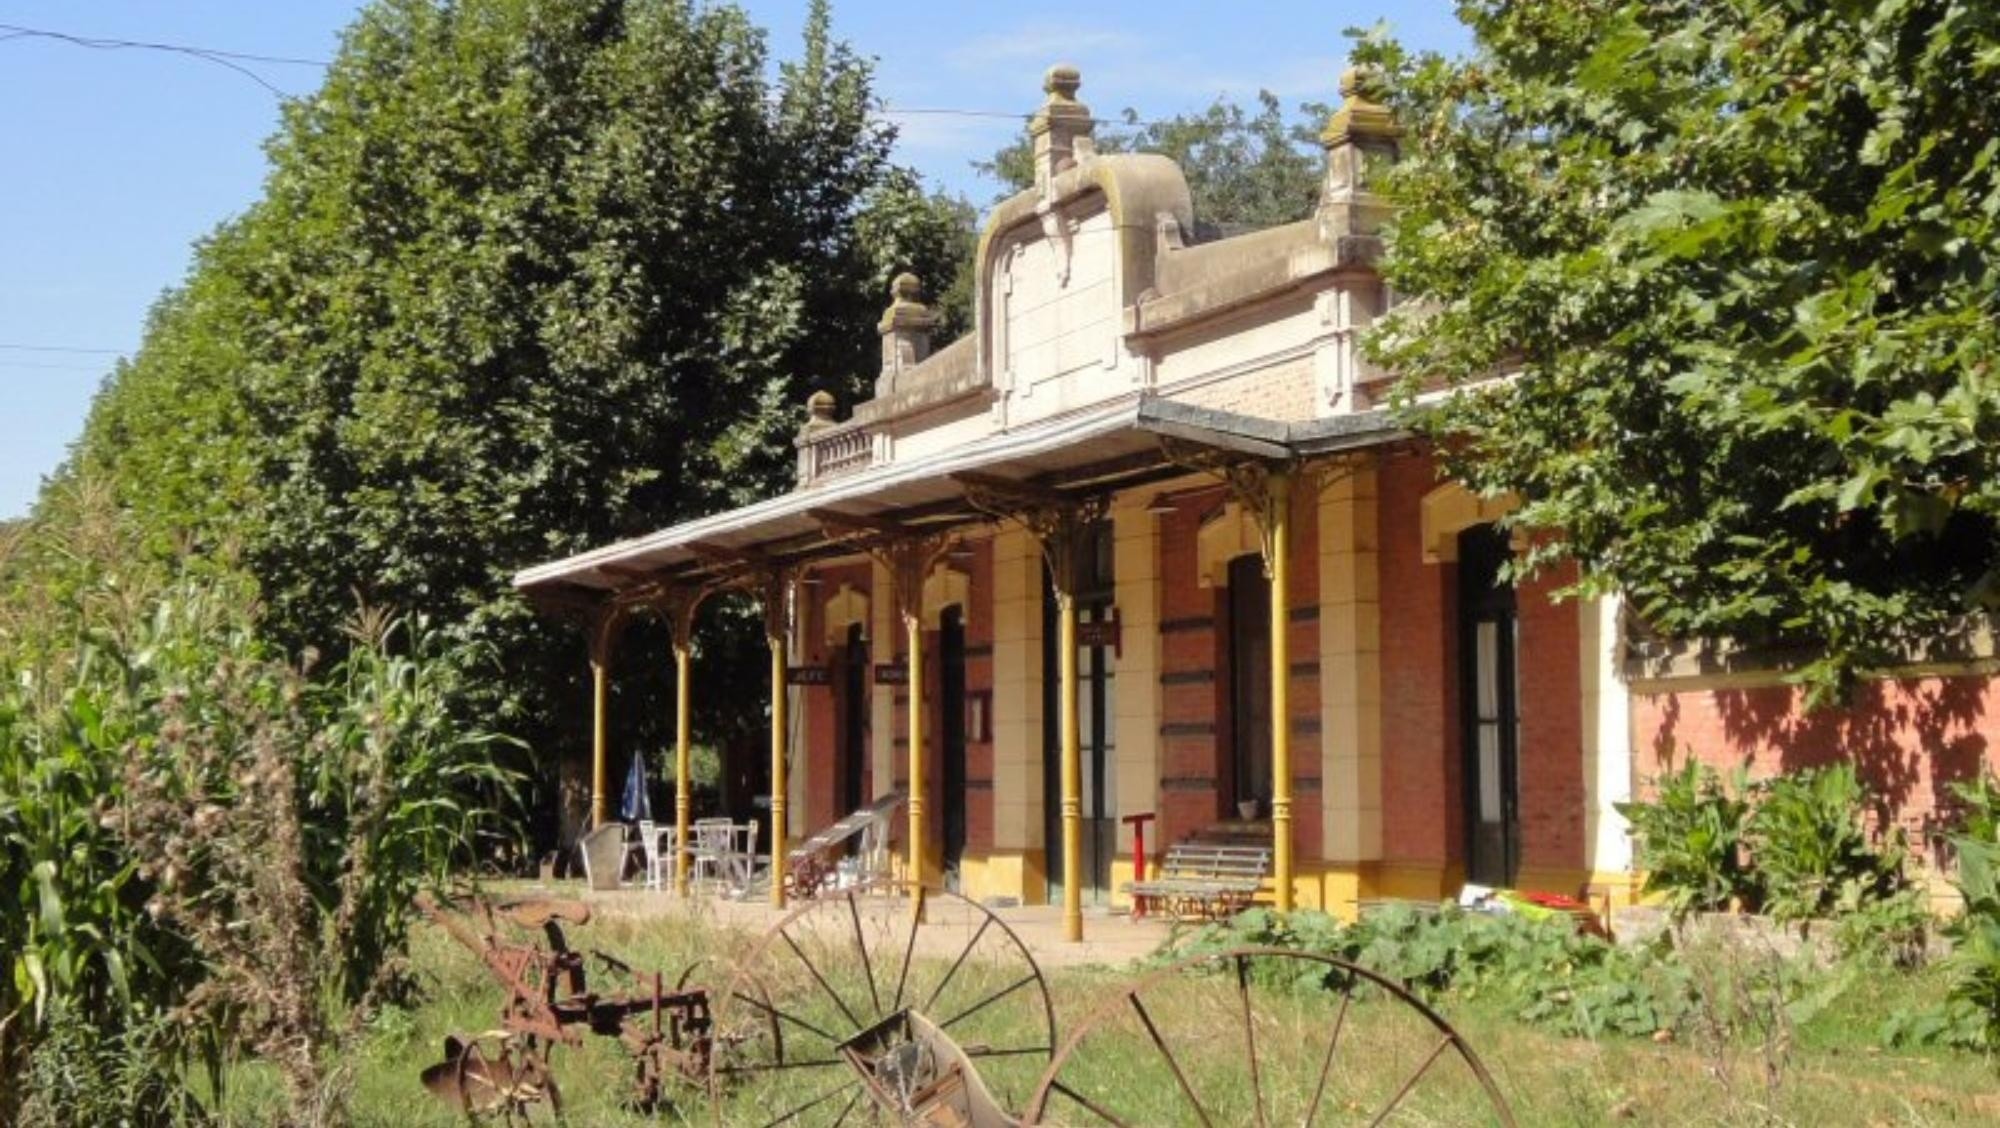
[1021,947,1516,1127]
[707,885,1058,1125]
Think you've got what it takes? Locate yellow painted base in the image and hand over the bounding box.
[1021,853,1643,922]
[956,850,1048,906]
[1372,861,1454,905]
[1108,856,1139,910]
[1584,869,1644,910]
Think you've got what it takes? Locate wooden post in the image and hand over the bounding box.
[1268,470,1295,913]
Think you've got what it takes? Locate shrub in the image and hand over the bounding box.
[1161,904,1693,1039]
[1832,886,1934,969]
[1947,773,2000,846]
[1616,759,1755,917]
[18,999,203,1128]
[1883,775,2000,1052]
[1938,835,2000,1050]
[1747,763,1905,924]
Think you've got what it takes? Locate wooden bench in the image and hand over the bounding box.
[1123,841,1271,920]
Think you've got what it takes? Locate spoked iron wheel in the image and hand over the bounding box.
[1022,948,1515,1127]
[708,886,1058,1126]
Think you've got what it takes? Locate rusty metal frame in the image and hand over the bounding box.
[706,886,1058,1125]
[1020,946,1517,1127]
[415,893,717,1117]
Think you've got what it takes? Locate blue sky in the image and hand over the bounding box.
[0,1,1471,518]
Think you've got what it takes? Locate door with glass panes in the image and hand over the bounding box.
[1043,521,1116,905]
[1458,524,1521,887]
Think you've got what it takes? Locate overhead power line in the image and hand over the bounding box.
[0,23,322,97]
[0,25,326,67]
[0,21,1184,126]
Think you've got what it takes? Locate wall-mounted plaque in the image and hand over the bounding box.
[1076,608,1122,656]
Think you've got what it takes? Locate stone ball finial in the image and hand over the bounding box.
[806,389,837,422]
[1044,64,1082,102]
[890,272,923,303]
[1338,64,1387,106]
[1323,62,1398,149]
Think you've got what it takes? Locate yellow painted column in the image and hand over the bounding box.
[906,608,926,900]
[590,656,610,829]
[1268,470,1295,913]
[673,640,693,896]
[1058,587,1083,942]
[769,631,789,908]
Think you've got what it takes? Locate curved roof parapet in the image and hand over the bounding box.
[976,151,1196,307]
[972,67,1196,373]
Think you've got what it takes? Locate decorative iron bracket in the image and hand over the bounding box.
[808,508,955,628]
[953,472,1107,602]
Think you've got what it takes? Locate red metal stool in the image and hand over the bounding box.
[1122,812,1157,918]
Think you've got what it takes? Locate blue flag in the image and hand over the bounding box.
[620,751,651,822]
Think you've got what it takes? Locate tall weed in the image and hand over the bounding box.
[1616,758,1755,917]
[2,483,521,1122]
[1747,762,1904,924]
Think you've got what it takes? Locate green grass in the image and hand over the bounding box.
[206,904,2000,1126]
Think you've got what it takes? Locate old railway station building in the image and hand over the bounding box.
[516,67,2000,931]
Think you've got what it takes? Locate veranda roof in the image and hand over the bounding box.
[512,394,1401,602]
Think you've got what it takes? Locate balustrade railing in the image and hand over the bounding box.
[799,423,874,485]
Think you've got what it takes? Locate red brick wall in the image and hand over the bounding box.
[1635,674,2000,856]
[1287,480,1324,861]
[1516,566,1586,874]
[962,538,996,854]
[879,538,997,862]
[1378,450,1459,865]
[799,561,874,834]
[1150,482,1323,856]
[1375,450,1591,880]
[1158,487,1229,847]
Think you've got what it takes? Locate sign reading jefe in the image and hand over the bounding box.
[1076,610,1121,655]
[786,665,831,686]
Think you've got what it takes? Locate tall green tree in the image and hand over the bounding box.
[1360,0,2000,695]
[63,0,975,838]
[977,90,1329,229]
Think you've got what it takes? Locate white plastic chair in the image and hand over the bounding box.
[638,820,674,891]
[732,820,761,894]
[692,818,734,891]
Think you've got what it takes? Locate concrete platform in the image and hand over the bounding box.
[520,881,1182,970]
